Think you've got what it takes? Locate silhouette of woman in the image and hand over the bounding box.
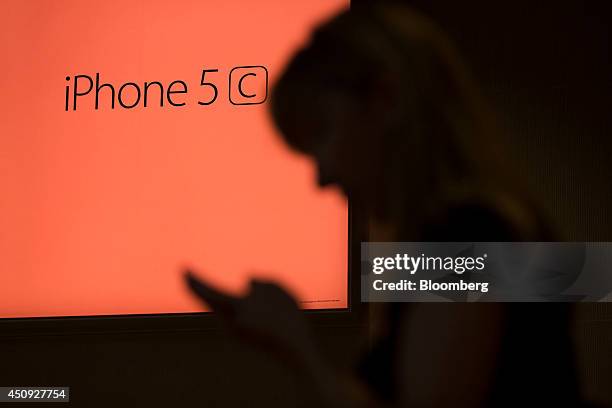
[186,3,582,407]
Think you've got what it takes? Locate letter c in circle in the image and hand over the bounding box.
[238,73,256,98]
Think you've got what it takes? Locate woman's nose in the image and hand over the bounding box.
[316,166,334,188]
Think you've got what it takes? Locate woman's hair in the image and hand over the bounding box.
[271,2,537,235]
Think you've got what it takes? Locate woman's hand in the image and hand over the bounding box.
[184,269,317,365]
[185,269,378,408]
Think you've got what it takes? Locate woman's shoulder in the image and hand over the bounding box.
[419,189,556,242]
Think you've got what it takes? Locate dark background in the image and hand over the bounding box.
[1,1,611,406]
[392,2,612,403]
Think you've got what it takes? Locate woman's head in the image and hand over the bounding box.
[271,3,504,224]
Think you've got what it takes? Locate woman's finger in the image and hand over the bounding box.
[184,269,239,317]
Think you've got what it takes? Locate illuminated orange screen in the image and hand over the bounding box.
[0,0,349,318]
